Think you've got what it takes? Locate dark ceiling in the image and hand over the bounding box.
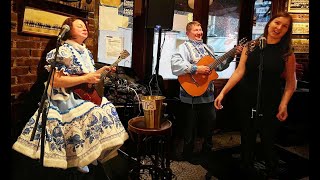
[174,0,241,17]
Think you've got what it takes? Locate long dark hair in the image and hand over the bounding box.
[60,17,88,41]
[263,12,293,59]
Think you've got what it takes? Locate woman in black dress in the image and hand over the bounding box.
[214,12,297,178]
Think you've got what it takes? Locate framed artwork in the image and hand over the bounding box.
[292,22,309,34]
[288,0,309,13]
[290,14,309,23]
[292,39,309,54]
[22,6,69,37]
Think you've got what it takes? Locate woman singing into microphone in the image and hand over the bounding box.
[214,12,297,178]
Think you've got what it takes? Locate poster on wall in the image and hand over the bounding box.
[22,6,69,37]
[105,36,123,59]
[98,0,133,67]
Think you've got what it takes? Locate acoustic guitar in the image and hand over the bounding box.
[73,50,130,105]
[178,38,247,97]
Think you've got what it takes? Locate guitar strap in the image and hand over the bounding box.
[203,45,216,58]
[184,41,215,63]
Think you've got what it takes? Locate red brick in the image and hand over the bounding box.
[15,58,40,66]
[11,12,18,22]
[88,12,94,19]
[40,39,55,50]
[30,66,38,74]
[11,32,30,40]
[11,84,33,94]
[11,40,16,48]
[11,49,30,57]
[11,66,30,76]
[17,74,37,84]
[11,76,17,84]
[16,41,42,49]
[30,49,44,57]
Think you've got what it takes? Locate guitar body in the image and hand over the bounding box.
[178,55,219,97]
[73,84,102,106]
[70,50,130,106]
[177,38,248,97]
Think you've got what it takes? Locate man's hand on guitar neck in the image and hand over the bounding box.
[235,44,244,55]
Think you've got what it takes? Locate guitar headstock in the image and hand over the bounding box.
[110,50,131,67]
[119,50,130,60]
[246,38,261,53]
[238,37,248,46]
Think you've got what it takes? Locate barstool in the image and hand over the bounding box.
[128,116,173,180]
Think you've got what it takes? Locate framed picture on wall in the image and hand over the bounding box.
[22,6,69,37]
[292,39,309,54]
[288,0,309,13]
[292,22,309,34]
[290,14,309,23]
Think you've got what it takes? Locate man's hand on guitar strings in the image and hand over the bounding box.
[196,65,210,75]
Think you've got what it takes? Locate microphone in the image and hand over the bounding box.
[259,36,266,49]
[57,25,70,40]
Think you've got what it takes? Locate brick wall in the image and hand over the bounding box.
[11,0,95,99]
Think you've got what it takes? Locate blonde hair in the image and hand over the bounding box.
[186,21,201,32]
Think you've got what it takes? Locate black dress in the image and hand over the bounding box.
[237,42,286,171]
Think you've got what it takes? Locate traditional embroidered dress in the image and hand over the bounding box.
[12,40,129,169]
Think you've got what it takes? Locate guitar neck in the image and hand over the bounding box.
[100,50,129,79]
[101,55,126,79]
[110,56,123,67]
[210,47,236,70]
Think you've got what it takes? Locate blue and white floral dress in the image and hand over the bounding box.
[12,40,129,169]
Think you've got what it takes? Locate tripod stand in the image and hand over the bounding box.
[29,38,62,166]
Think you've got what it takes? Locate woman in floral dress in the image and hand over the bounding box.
[12,17,129,174]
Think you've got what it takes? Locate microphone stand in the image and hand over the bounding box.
[155,25,162,77]
[30,38,62,165]
[253,46,264,121]
[152,25,163,95]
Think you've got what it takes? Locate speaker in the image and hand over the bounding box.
[145,0,175,30]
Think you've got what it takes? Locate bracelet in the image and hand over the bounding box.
[190,65,198,74]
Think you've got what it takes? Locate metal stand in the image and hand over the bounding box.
[155,25,162,77]
[30,39,61,165]
[149,25,164,96]
[252,45,265,120]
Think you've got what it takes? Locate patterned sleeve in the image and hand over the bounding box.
[45,45,74,74]
[88,49,97,71]
[44,45,75,101]
[171,43,193,76]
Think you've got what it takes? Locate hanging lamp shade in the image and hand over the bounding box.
[188,0,213,9]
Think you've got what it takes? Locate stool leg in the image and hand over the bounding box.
[165,135,173,179]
